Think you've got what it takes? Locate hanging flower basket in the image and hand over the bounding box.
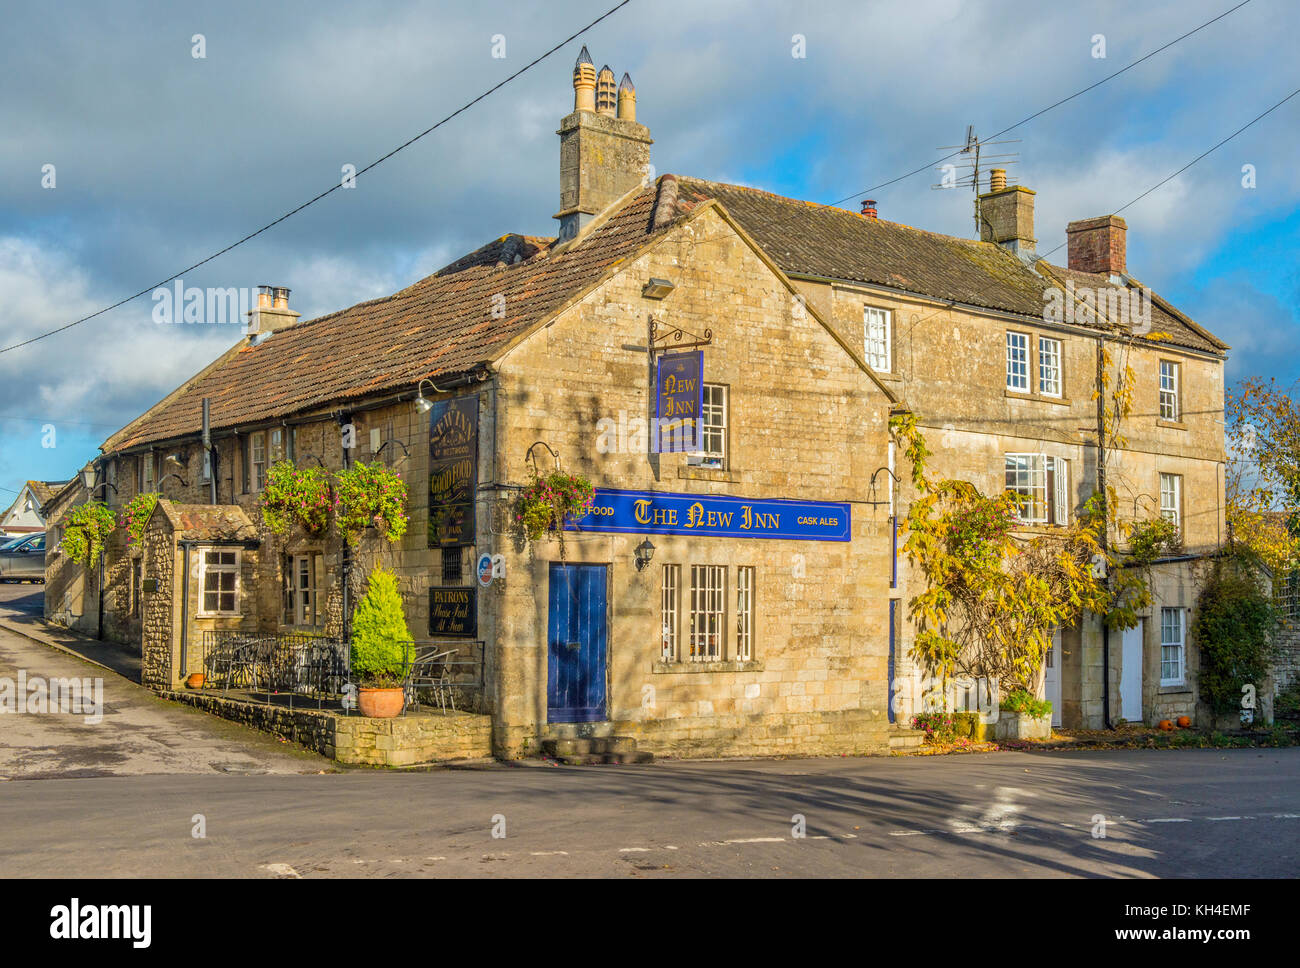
[260,460,332,537]
[62,502,116,566]
[334,461,409,546]
[120,492,159,545]
[515,472,595,549]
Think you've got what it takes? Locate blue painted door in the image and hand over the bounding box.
[547,563,608,723]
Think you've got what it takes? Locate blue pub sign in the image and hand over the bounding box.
[654,351,703,452]
[567,488,851,542]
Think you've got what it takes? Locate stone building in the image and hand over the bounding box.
[0,479,69,538]
[45,49,1237,755]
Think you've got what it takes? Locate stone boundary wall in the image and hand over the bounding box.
[163,691,492,766]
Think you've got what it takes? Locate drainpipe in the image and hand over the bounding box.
[1097,336,1113,730]
[96,549,105,641]
[340,413,352,642]
[178,541,191,679]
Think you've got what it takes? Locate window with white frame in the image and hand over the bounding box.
[661,564,680,661]
[1038,336,1062,397]
[736,566,755,661]
[248,431,267,492]
[689,565,726,661]
[270,428,285,464]
[1005,454,1070,525]
[1159,360,1179,420]
[1160,472,1182,533]
[1006,332,1030,391]
[1160,607,1185,685]
[283,553,321,626]
[139,452,155,493]
[863,306,891,373]
[690,384,728,469]
[1005,454,1048,523]
[199,549,240,616]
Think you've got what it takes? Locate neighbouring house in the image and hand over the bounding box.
[0,479,69,537]
[45,49,1237,757]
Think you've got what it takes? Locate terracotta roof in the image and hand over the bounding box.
[103,185,669,454]
[675,177,1225,354]
[100,174,1224,456]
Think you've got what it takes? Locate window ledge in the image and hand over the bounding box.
[1005,389,1070,406]
[677,466,738,483]
[1158,684,1191,695]
[1156,419,1187,431]
[653,659,763,674]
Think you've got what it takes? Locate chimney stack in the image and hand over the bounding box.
[976,180,1036,258]
[1066,215,1127,276]
[860,199,877,219]
[248,284,299,335]
[555,51,652,240]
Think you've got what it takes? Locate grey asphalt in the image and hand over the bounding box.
[1,583,1297,878]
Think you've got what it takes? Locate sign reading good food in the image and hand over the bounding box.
[654,351,703,452]
[567,488,851,541]
[428,395,478,547]
[429,586,477,637]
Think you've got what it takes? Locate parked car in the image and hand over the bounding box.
[0,532,46,582]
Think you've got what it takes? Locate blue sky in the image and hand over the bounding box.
[2,0,1298,504]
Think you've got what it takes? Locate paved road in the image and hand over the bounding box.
[2,746,1296,877]
[2,583,1297,878]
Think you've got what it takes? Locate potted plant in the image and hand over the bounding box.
[349,567,412,718]
[334,461,409,546]
[185,672,205,689]
[260,460,332,536]
[514,471,595,554]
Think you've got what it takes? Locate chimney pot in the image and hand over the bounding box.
[617,72,636,121]
[572,46,596,112]
[595,65,617,116]
[989,168,1007,192]
[860,199,877,219]
[1066,215,1127,275]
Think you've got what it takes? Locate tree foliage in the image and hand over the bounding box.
[1192,555,1276,714]
[349,567,412,687]
[1226,377,1300,572]
[892,415,1149,695]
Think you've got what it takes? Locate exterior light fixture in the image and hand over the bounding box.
[642,278,675,300]
[635,538,655,571]
[414,377,447,413]
[79,467,95,489]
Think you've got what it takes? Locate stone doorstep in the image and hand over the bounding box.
[888,728,926,750]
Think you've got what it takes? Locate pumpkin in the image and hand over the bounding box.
[1177,715,1191,728]
[1158,719,1175,731]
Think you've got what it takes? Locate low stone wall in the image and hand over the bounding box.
[163,691,492,766]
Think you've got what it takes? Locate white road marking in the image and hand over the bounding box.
[1145,818,1190,823]
[530,851,569,856]
[724,837,785,844]
[619,847,651,853]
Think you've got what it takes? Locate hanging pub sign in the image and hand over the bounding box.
[654,350,703,452]
[567,488,851,541]
[428,395,478,547]
[428,586,477,638]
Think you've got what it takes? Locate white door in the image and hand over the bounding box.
[1120,620,1144,723]
[1044,631,1062,727]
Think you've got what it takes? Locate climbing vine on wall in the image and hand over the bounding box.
[61,502,117,566]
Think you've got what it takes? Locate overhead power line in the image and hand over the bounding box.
[1039,84,1300,260]
[0,0,635,356]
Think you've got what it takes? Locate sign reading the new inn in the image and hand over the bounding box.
[567,488,851,541]
[654,351,703,452]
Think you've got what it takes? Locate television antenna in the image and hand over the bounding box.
[932,125,1021,232]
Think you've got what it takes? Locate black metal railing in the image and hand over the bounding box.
[198,631,485,714]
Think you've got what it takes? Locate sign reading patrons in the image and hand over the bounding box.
[568,488,851,541]
[655,351,703,452]
[429,586,477,637]
[428,396,478,547]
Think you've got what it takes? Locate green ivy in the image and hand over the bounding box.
[62,502,116,566]
[1193,556,1276,714]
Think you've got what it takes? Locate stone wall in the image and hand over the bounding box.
[488,205,895,758]
[163,691,493,765]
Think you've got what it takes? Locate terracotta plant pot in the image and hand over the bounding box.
[358,687,404,718]
[185,672,205,689]
[1158,719,1174,731]
[1176,715,1191,728]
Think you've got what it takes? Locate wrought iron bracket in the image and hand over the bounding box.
[649,314,713,355]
